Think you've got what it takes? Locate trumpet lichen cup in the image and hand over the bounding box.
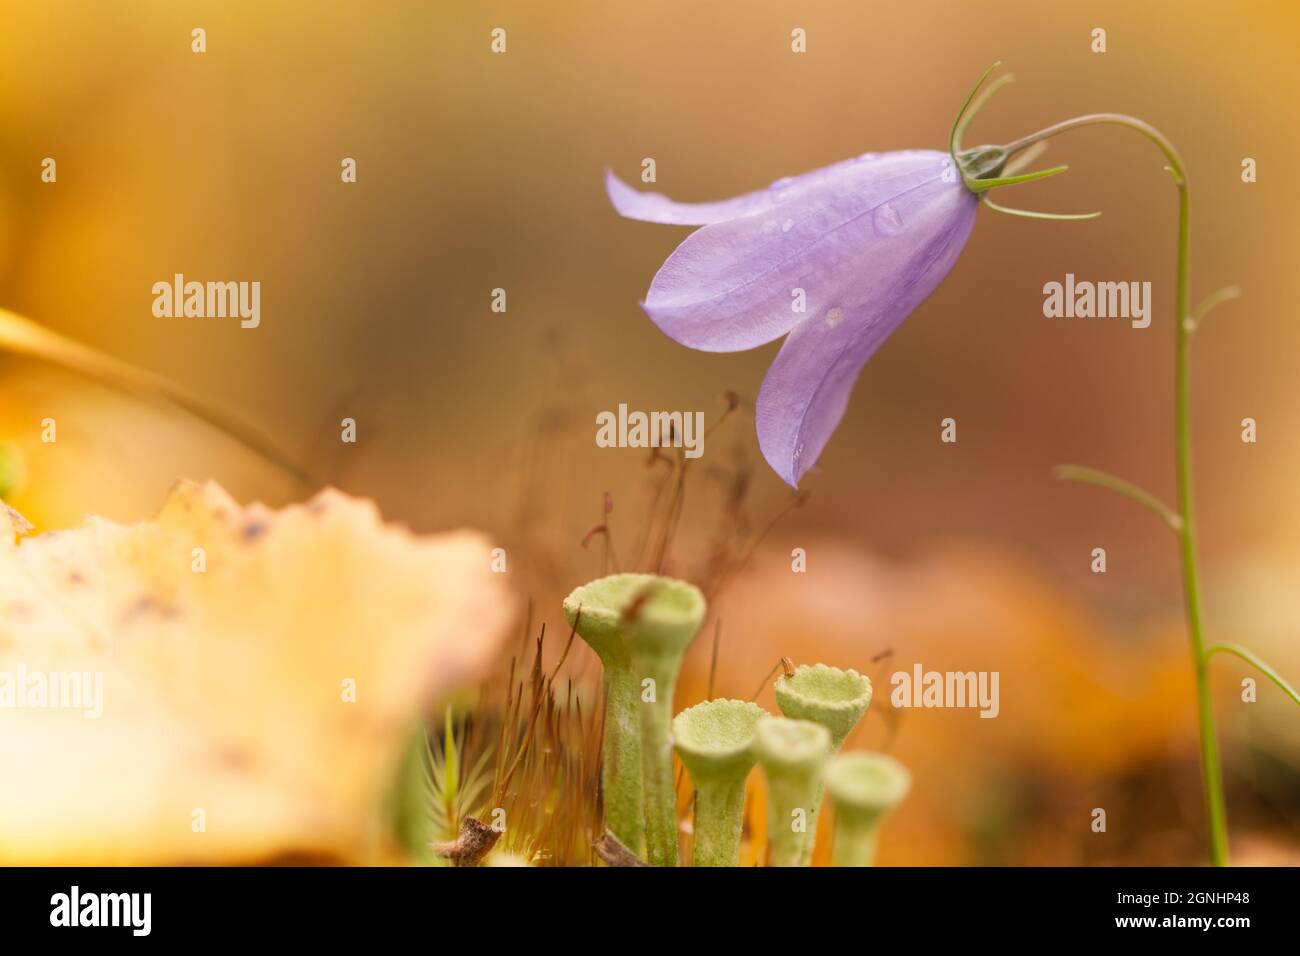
[563,573,706,866]
[562,576,644,856]
[753,716,832,867]
[774,663,872,863]
[673,699,767,867]
[825,752,911,867]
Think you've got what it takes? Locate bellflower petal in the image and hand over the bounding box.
[605,156,874,226]
[609,148,978,484]
[631,153,943,352]
[755,172,976,485]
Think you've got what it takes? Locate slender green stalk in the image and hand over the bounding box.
[563,588,644,855]
[1054,465,1181,532]
[1004,114,1229,865]
[754,717,831,867]
[833,823,877,866]
[982,194,1100,221]
[1207,643,1300,706]
[564,573,706,866]
[674,698,766,866]
[1188,286,1241,332]
[629,593,709,867]
[825,753,911,867]
[692,778,748,866]
[601,660,645,854]
[638,656,681,865]
[773,664,872,864]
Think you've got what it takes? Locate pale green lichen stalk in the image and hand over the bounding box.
[774,663,871,863]
[754,716,831,867]
[825,752,911,867]
[564,573,706,866]
[673,699,766,867]
[624,576,707,866]
[564,578,644,856]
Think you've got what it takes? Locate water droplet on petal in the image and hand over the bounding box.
[781,218,794,232]
[873,202,904,237]
[824,306,845,328]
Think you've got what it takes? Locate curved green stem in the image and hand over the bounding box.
[949,61,1003,158]
[1054,465,1182,532]
[953,71,1015,153]
[1011,113,1229,865]
[1187,286,1241,333]
[1002,114,1183,167]
[1206,643,1300,706]
[982,195,1101,221]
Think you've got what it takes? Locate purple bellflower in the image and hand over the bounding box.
[607,151,973,486]
[607,65,1092,487]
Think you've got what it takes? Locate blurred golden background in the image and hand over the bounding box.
[1,0,1297,864]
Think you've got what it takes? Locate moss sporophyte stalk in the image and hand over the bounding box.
[825,753,911,867]
[673,699,767,866]
[564,573,706,866]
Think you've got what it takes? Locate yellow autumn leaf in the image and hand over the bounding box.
[0,308,306,484]
[0,480,515,864]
